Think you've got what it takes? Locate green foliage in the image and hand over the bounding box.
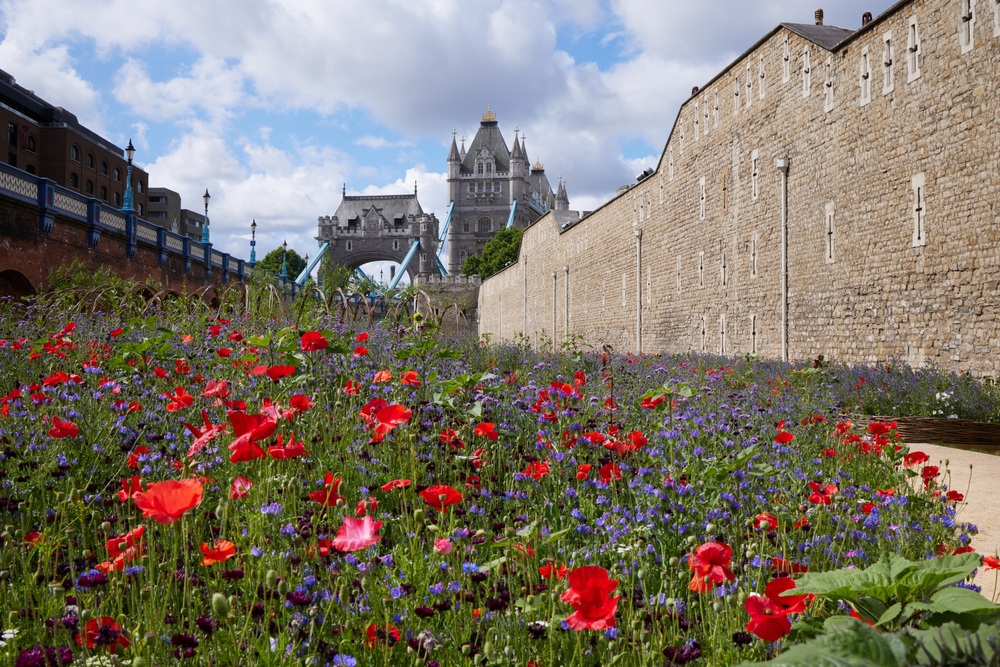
[256,245,307,278]
[461,226,522,278]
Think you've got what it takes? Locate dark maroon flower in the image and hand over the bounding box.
[414,605,435,618]
[285,591,312,607]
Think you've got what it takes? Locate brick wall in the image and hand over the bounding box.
[479,0,1000,375]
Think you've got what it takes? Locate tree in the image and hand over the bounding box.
[256,246,307,279]
[461,227,522,279]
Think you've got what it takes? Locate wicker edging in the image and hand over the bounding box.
[866,415,1000,451]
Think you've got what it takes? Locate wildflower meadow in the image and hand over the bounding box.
[0,289,996,667]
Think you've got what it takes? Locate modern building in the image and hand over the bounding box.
[0,69,148,217]
[147,187,207,242]
[446,107,569,274]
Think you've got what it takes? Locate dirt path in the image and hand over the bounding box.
[912,444,1000,601]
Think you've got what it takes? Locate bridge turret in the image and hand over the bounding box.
[416,213,438,277]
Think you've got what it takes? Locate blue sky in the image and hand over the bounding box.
[0,0,893,279]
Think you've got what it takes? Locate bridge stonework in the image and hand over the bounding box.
[0,165,249,299]
[478,0,1000,376]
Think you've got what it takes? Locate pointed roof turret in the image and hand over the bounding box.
[448,129,460,162]
[460,135,466,160]
[511,129,523,161]
[555,176,570,210]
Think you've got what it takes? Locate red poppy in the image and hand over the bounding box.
[904,451,929,467]
[770,558,808,574]
[372,404,412,440]
[289,394,314,413]
[539,562,569,580]
[984,556,1000,571]
[184,410,228,458]
[868,421,896,437]
[582,432,606,445]
[118,476,144,502]
[106,525,145,558]
[560,566,620,631]
[48,416,79,438]
[200,539,237,566]
[465,475,482,489]
[401,371,421,386]
[77,617,130,651]
[356,496,378,516]
[744,595,792,642]
[946,490,965,502]
[821,447,837,457]
[793,516,809,530]
[365,623,400,648]
[576,464,592,480]
[230,476,252,500]
[921,465,940,488]
[419,484,463,512]
[774,430,794,444]
[765,577,813,613]
[473,422,499,440]
[164,386,194,412]
[227,410,276,463]
[343,380,360,397]
[268,432,306,459]
[126,445,149,469]
[24,531,43,545]
[753,512,778,530]
[355,332,369,342]
[360,398,388,424]
[640,394,665,409]
[599,462,621,484]
[875,488,895,497]
[440,428,464,448]
[265,365,296,382]
[300,331,328,352]
[216,348,232,358]
[808,481,838,505]
[687,541,735,592]
[309,472,345,506]
[353,346,369,357]
[380,479,411,491]
[522,460,551,480]
[131,478,203,524]
[332,515,383,552]
[373,370,393,383]
[110,327,124,338]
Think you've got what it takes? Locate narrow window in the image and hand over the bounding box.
[346,241,353,251]
[703,101,710,137]
[860,47,872,106]
[699,176,706,220]
[698,252,704,287]
[961,0,975,53]
[633,194,638,223]
[911,173,926,247]
[825,202,836,263]
[101,161,108,175]
[759,55,766,100]
[668,146,674,181]
[69,172,78,188]
[70,145,80,161]
[486,162,492,174]
[745,62,753,107]
[114,167,121,182]
[477,162,484,175]
[733,74,740,115]
[100,186,108,201]
[114,191,121,206]
[802,47,812,98]
[719,314,726,355]
[751,315,758,354]
[679,119,685,155]
[751,150,759,201]
[646,266,651,304]
[824,57,834,113]
[659,172,664,204]
[85,180,93,195]
[994,0,1000,37]
[907,18,922,82]
[694,103,700,141]
[701,317,707,352]
[462,221,470,233]
[676,256,682,292]
[713,90,719,129]
[393,239,399,250]
[87,153,94,169]
[137,181,144,193]
[883,32,895,94]
[722,172,728,210]
[138,203,144,216]
[782,35,791,82]
[751,236,758,277]
[26,136,36,152]
[6,123,15,147]
[721,251,727,287]
[621,274,627,307]
[468,185,474,193]
[477,216,492,233]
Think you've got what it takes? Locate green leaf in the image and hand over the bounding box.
[516,521,538,539]
[854,597,889,625]
[908,587,1000,616]
[543,528,572,545]
[898,553,980,599]
[478,557,507,571]
[906,621,1000,665]
[875,602,902,628]
[735,616,904,667]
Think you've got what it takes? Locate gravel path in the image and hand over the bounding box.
[913,444,1000,601]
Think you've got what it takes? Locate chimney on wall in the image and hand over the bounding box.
[691,86,700,95]
[815,8,824,25]
[862,12,873,26]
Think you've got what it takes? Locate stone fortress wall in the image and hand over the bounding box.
[478,0,1000,375]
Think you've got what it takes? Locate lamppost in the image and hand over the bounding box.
[249,219,257,263]
[280,240,288,278]
[122,139,135,213]
[201,189,211,244]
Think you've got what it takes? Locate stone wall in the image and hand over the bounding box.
[479,0,1000,375]
[414,274,481,335]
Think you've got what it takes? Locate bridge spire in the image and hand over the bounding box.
[201,189,211,244]
[121,139,136,213]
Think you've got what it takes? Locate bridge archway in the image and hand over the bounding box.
[331,249,418,285]
[0,270,35,299]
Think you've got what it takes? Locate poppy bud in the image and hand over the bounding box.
[141,588,151,601]
[426,524,439,534]
[216,501,228,520]
[640,630,650,642]
[286,478,298,494]
[504,645,514,658]
[212,592,231,616]
[278,580,290,595]
[80,609,92,622]
[100,522,112,533]
[7,611,17,625]
[68,489,81,503]
[413,509,425,523]
[265,569,278,589]
[359,608,371,619]
[631,619,642,630]
[712,601,724,613]
[0,532,10,543]
[637,568,647,580]
[668,556,679,567]
[705,523,716,533]
[462,645,473,656]
[685,535,697,545]
[483,641,495,658]
[133,659,147,667]
[746,549,756,558]
[361,576,370,591]
[738,590,748,603]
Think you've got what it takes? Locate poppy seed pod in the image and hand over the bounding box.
[278,580,290,595]
[133,659,147,667]
[265,569,278,589]
[286,478,298,494]
[413,509,425,523]
[705,523,716,533]
[212,592,231,616]
[80,609,92,622]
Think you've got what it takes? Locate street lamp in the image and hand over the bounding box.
[202,189,211,244]
[121,139,135,213]
[280,239,288,278]
[249,219,257,263]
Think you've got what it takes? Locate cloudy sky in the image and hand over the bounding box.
[0,0,893,277]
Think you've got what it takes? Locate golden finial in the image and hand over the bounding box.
[482,104,497,123]
[532,156,544,171]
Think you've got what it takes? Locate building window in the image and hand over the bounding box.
[694,103,700,140]
[114,167,121,182]
[392,239,399,250]
[751,150,759,201]
[751,236,758,277]
[883,32,895,94]
[961,0,976,53]
[759,55,766,100]
[100,186,108,201]
[824,57,834,112]
[802,47,811,98]
[346,241,353,251]
[745,61,753,107]
[679,118,685,154]
[676,255,682,292]
[699,176,706,220]
[26,136,36,152]
[700,316,707,351]
[860,47,872,106]
[70,145,80,161]
[994,0,1000,37]
[7,153,15,168]
[477,217,492,233]
[719,314,726,354]
[732,74,740,115]
[668,146,674,181]
[721,251,727,287]
[698,251,704,287]
[138,203,144,216]
[468,185,474,193]
[137,181,144,194]
[825,203,835,262]
[477,163,484,175]
[114,192,121,206]
[7,123,15,147]
[486,163,492,174]
[722,172,728,210]
[87,153,94,169]
[907,18,922,82]
[751,315,758,353]
[782,34,791,82]
[713,90,719,129]
[86,180,93,195]
[462,221,470,233]
[101,161,108,175]
[69,172,78,188]
[911,173,926,247]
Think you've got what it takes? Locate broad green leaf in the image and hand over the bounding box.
[854,597,889,625]
[906,621,1000,665]
[898,552,980,598]
[875,602,901,628]
[478,556,506,571]
[516,521,538,539]
[736,616,904,667]
[908,586,1000,615]
[543,528,572,545]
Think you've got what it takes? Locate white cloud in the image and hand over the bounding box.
[113,56,247,123]
[354,135,414,150]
